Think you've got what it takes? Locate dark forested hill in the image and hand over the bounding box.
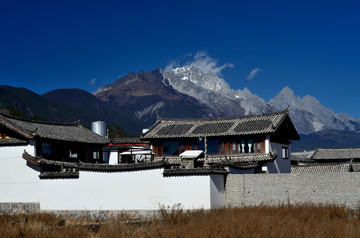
[0,85,141,136]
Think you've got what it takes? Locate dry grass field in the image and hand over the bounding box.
[1,204,360,237]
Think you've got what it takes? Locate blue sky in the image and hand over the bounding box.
[1,0,360,117]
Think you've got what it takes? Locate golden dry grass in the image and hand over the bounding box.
[1,204,360,237]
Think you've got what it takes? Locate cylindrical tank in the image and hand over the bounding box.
[92,121,107,137]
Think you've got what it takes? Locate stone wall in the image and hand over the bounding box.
[225,173,360,209]
[0,203,161,219]
[0,203,40,214]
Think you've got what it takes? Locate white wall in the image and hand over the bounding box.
[1,143,226,211]
[0,142,40,202]
[40,169,223,211]
[266,142,291,173]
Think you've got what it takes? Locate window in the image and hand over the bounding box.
[180,141,185,153]
[163,141,179,156]
[93,151,100,160]
[41,143,51,155]
[232,141,237,153]
[207,139,219,154]
[69,150,78,158]
[220,140,225,154]
[192,140,197,150]
[282,147,289,159]
[257,142,261,152]
[197,138,205,151]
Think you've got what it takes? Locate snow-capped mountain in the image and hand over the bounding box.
[163,66,271,116]
[93,69,217,125]
[269,86,360,134]
[93,66,360,135]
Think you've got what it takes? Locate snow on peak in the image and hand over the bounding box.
[93,86,112,95]
[165,66,230,93]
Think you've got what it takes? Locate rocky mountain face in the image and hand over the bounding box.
[93,67,360,136]
[94,69,217,126]
[163,66,271,116]
[162,66,360,135]
[269,87,360,135]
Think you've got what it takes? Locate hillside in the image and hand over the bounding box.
[0,85,140,136]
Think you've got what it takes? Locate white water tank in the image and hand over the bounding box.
[92,121,107,137]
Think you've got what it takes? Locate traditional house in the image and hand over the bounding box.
[0,109,301,213]
[0,112,226,211]
[291,148,360,173]
[141,108,300,173]
[0,112,110,178]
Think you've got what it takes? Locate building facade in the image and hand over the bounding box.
[141,108,300,173]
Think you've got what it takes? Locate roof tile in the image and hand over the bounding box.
[142,109,299,139]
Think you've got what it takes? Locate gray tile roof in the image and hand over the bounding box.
[39,171,80,179]
[291,163,351,173]
[202,152,277,164]
[163,168,228,177]
[0,138,28,146]
[23,151,166,172]
[154,157,182,165]
[291,151,315,162]
[141,109,299,140]
[110,137,150,145]
[0,113,109,144]
[154,152,276,166]
[351,163,360,172]
[312,148,360,160]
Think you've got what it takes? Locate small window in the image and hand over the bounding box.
[232,141,236,153]
[41,143,51,155]
[180,141,185,153]
[69,150,78,158]
[93,151,100,159]
[207,139,219,154]
[220,140,225,154]
[197,138,205,151]
[163,141,179,156]
[282,147,289,159]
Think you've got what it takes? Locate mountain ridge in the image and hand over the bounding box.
[159,67,360,135]
[1,66,359,151]
[92,67,360,136]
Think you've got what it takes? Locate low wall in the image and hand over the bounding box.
[225,173,360,209]
[40,169,225,211]
[1,145,225,214]
[0,203,40,214]
[0,144,40,203]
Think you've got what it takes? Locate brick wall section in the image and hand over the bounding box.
[225,173,360,209]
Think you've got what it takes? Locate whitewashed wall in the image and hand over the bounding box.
[0,142,40,202]
[40,169,224,211]
[1,143,225,211]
